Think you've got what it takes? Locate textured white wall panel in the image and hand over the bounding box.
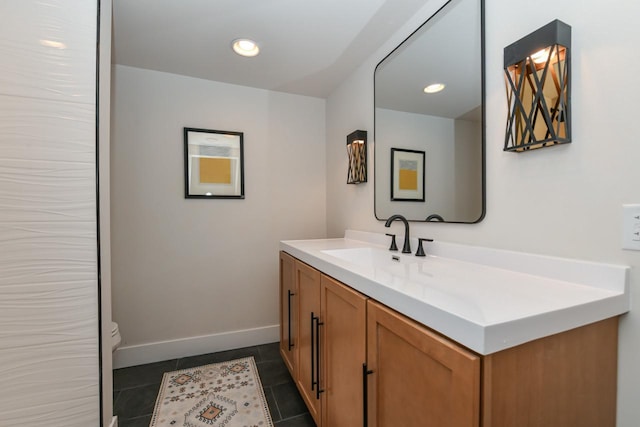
[0,1,97,104]
[0,96,96,222]
[0,1,100,425]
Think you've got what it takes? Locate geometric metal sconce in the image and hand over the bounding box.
[504,20,571,152]
[347,130,367,184]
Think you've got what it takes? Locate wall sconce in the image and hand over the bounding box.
[504,19,571,152]
[347,130,367,184]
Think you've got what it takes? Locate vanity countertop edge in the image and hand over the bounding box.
[280,230,630,355]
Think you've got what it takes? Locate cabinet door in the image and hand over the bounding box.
[279,251,297,376]
[482,317,618,427]
[366,300,480,427]
[295,260,322,425]
[320,275,367,427]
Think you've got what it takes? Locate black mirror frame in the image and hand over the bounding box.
[373,0,486,224]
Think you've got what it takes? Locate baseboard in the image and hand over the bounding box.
[112,324,279,369]
[109,416,117,427]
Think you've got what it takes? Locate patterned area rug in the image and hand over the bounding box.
[150,356,273,427]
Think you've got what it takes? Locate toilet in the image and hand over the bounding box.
[111,322,121,352]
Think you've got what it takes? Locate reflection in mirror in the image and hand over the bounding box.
[374,0,485,223]
[184,128,245,199]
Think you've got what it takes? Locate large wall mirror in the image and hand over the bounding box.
[374,0,485,223]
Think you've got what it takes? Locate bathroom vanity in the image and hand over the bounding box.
[279,231,629,427]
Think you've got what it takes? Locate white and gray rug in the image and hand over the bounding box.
[149,356,273,427]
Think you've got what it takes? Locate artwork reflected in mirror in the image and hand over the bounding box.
[391,148,425,202]
[374,0,485,223]
[184,128,244,199]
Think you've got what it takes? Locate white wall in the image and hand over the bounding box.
[0,1,100,425]
[111,65,326,366]
[375,108,456,219]
[326,0,640,425]
[454,117,482,219]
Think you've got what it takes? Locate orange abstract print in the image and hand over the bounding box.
[398,160,418,190]
[199,158,231,184]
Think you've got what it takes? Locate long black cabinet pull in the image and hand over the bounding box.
[362,363,374,427]
[310,312,315,391]
[287,291,295,351]
[315,317,324,400]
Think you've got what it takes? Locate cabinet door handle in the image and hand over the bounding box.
[310,312,316,391]
[315,317,324,400]
[362,363,374,427]
[287,290,295,351]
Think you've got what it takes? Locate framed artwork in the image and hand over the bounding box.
[390,148,425,201]
[184,127,244,199]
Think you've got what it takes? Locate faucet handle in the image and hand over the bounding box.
[415,238,434,257]
[385,233,398,251]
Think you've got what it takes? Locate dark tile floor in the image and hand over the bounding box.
[113,342,315,427]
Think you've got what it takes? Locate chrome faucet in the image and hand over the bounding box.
[384,214,411,254]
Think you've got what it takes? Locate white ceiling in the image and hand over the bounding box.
[112,0,430,98]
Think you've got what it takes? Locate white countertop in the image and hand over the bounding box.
[280,230,630,355]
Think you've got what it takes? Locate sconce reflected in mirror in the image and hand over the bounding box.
[347,130,367,184]
[504,19,571,152]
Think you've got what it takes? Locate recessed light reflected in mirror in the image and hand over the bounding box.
[232,38,260,57]
[423,83,446,94]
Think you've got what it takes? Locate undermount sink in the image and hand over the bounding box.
[321,247,420,269]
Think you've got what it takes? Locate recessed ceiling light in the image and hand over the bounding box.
[232,38,260,57]
[423,83,446,94]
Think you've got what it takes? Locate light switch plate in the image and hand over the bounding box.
[622,204,640,250]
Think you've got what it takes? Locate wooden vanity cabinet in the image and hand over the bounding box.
[279,252,297,375]
[320,274,367,427]
[482,316,619,427]
[281,257,368,427]
[366,300,481,427]
[279,252,620,427]
[294,259,322,424]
